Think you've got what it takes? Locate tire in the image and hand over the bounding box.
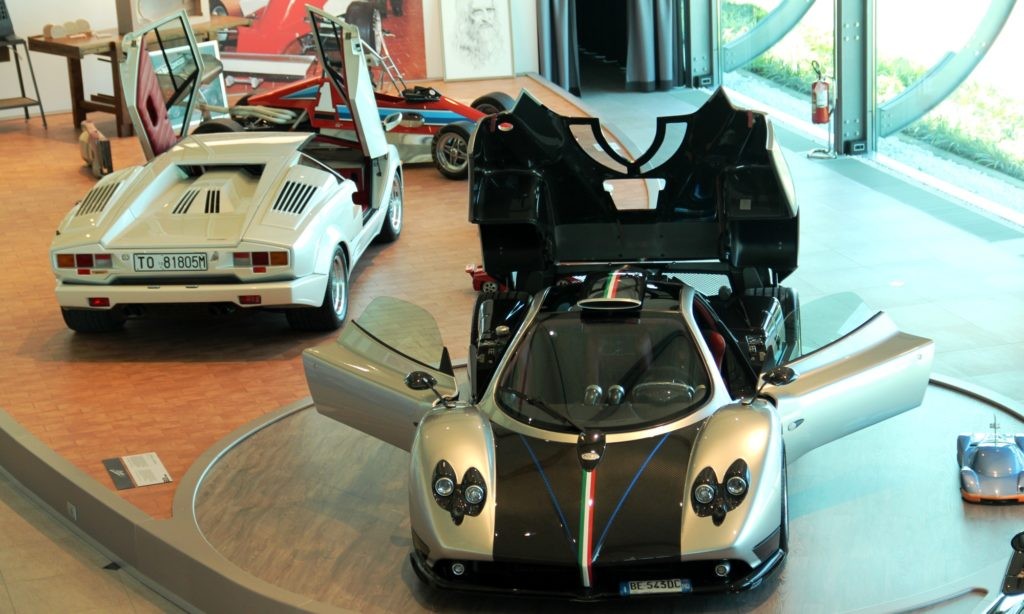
[471,92,516,116]
[375,171,403,243]
[210,0,227,16]
[432,122,473,180]
[286,247,349,331]
[61,308,125,333]
[344,3,382,53]
[192,117,245,134]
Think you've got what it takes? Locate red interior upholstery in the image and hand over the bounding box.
[705,331,726,369]
[136,54,178,159]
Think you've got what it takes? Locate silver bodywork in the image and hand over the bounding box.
[302,289,934,590]
[959,434,1024,502]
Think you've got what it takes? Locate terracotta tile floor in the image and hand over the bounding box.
[0,76,592,520]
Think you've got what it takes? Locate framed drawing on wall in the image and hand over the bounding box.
[440,0,514,80]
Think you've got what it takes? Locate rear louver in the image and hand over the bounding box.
[273,181,317,215]
[76,182,120,217]
[205,190,221,214]
[173,189,200,214]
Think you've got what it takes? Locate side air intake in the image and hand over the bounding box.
[76,182,120,217]
[272,181,317,215]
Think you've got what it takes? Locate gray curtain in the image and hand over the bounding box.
[626,0,683,91]
[537,0,581,96]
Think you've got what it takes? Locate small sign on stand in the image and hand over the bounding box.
[102,452,172,490]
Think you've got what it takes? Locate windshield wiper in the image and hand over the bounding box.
[500,387,584,433]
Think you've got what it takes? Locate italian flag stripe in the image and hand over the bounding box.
[603,273,620,299]
[578,469,597,588]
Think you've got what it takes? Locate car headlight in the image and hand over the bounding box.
[431,460,487,525]
[691,459,750,526]
[694,483,716,504]
[434,476,455,497]
[464,484,485,505]
[726,475,747,496]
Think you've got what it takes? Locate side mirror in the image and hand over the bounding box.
[763,366,797,387]
[744,366,797,406]
[405,371,437,391]
[382,111,403,132]
[405,370,454,408]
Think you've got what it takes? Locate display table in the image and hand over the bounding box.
[27,16,247,136]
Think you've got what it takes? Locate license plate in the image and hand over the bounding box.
[619,578,691,596]
[133,253,208,272]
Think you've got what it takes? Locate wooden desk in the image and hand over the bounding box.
[27,16,247,136]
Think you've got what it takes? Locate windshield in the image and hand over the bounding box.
[973,444,1024,478]
[496,312,711,433]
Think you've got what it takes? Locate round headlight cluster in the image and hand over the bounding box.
[434,476,455,497]
[726,475,748,496]
[694,483,716,505]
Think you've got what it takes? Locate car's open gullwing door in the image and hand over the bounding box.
[761,303,934,462]
[302,297,457,451]
[120,11,205,160]
[307,6,389,160]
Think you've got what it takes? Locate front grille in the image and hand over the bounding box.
[76,182,120,216]
[423,556,767,598]
[273,181,317,215]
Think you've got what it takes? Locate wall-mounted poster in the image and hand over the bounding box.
[209,0,427,95]
[440,0,514,80]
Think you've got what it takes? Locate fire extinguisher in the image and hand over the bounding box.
[810,60,830,125]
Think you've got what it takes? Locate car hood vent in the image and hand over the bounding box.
[173,189,200,215]
[170,188,224,215]
[205,189,221,214]
[272,181,317,215]
[76,181,120,217]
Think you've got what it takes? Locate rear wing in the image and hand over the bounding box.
[469,89,798,290]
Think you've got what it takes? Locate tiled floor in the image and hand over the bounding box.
[2,64,1023,610]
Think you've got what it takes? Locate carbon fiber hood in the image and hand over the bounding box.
[492,422,703,566]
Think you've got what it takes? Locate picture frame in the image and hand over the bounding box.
[439,0,514,80]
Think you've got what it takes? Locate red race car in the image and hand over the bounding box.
[212,5,516,179]
[239,68,514,179]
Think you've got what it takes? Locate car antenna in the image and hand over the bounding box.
[990,414,1001,440]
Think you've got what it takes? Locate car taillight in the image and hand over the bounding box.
[58,253,112,270]
[88,297,110,307]
[233,251,288,269]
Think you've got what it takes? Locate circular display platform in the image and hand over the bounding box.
[191,381,1020,612]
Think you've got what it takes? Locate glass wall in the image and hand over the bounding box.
[719,0,834,144]
[876,1,1024,210]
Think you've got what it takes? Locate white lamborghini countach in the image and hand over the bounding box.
[50,8,402,332]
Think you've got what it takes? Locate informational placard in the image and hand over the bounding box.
[102,452,173,490]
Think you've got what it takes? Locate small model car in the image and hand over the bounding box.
[49,10,402,333]
[958,421,1024,503]
[465,264,506,293]
[302,92,935,599]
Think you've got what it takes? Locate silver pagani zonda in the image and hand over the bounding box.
[302,92,935,599]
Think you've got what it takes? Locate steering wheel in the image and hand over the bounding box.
[632,381,696,405]
[631,367,702,405]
